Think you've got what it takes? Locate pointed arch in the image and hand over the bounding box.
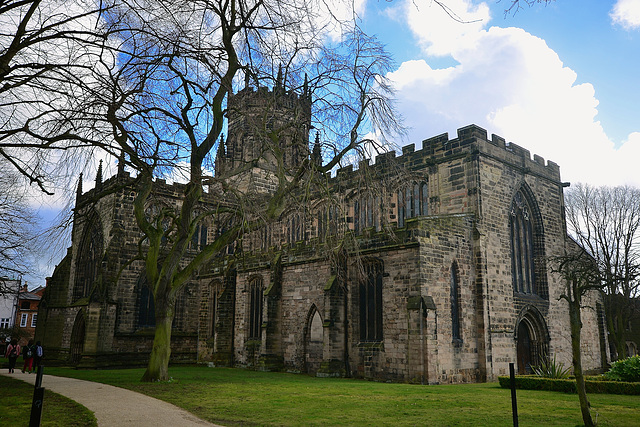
[136,273,155,329]
[70,309,86,365]
[509,183,548,298]
[73,210,104,301]
[514,305,550,374]
[304,304,324,374]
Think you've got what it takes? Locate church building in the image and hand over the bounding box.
[36,82,608,384]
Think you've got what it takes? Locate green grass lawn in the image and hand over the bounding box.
[0,374,96,427]
[43,366,639,426]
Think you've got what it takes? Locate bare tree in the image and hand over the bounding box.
[565,183,640,360]
[0,163,39,292]
[551,247,602,427]
[503,0,554,16]
[76,0,403,382]
[0,0,115,194]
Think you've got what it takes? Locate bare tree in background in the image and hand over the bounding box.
[503,0,554,15]
[565,183,640,360]
[0,164,39,292]
[0,0,116,194]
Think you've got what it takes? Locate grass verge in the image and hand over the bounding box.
[46,366,639,426]
[0,374,96,427]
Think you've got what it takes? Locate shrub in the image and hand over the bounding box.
[498,375,640,395]
[531,354,571,379]
[605,355,640,382]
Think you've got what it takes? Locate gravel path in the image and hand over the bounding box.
[1,371,222,426]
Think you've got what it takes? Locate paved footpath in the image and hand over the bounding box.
[1,371,222,426]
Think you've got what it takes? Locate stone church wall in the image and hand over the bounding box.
[37,120,608,380]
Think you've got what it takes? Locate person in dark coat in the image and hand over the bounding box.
[5,338,20,373]
[22,339,34,373]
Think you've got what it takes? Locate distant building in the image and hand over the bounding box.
[0,278,20,331]
[1,278,45,350]
[38,82,609,382]
[15,284,44,345]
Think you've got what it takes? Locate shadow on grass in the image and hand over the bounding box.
[45,366,639,426]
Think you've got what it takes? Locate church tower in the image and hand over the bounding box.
[216,70,312,192]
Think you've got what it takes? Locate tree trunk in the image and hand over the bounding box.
[605,293,632,361]
[569,282,594,427]
[142,296,175,382]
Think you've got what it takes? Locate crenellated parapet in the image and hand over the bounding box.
[228,85,312,113]
[330,124,561,185]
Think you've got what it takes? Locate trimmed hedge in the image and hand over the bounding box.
[497,375,640,395]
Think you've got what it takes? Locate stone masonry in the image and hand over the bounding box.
[37,84,608,383]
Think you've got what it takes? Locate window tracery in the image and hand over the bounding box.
[73,213,104,301]
[509,187,548,298]
[359,260,383,342]
[248,277,263,340]
[397,181,428,227]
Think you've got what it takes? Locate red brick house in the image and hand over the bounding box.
[15,284,45,346]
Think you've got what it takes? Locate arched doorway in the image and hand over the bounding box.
[70,310,86,365]
[304,307,323,375]
[516,321,532,374]
[515,306,549,375]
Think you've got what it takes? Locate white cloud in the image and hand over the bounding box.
[405,0,491,56]
[611,0,640,30]
[386,1,640,187]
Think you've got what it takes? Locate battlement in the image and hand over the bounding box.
[332,124,561,183]
[228,85,311,112]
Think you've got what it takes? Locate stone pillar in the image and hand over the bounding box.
[77,303,101,368]
[318,274,347,377]
[259,255,284,371]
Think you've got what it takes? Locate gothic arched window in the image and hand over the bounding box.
[509,188,547,297]
[73,213,104,301]
[248,277,263,340]
[173,285,190,331]
[359,260,383,342]
[136,274,156,329]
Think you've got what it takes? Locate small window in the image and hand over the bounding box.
[450,262,461,341]
[248,278,263,340]
[21,301,30,310]
[31,313,38,328]
[190,224,208,250]
[137,276,156,329]
[20,313,28,327]
[0,318,10,328]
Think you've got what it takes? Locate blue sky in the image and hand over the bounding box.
[23,0,640,287]
[355,0,640,187]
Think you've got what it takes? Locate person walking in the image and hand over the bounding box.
[34,341,44,369]
[5,338,20,373]
[22,339,34,373]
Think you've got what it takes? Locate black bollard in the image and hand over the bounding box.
[30,365,45,427]
[35,364,43,388]
[509,362,518,427]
